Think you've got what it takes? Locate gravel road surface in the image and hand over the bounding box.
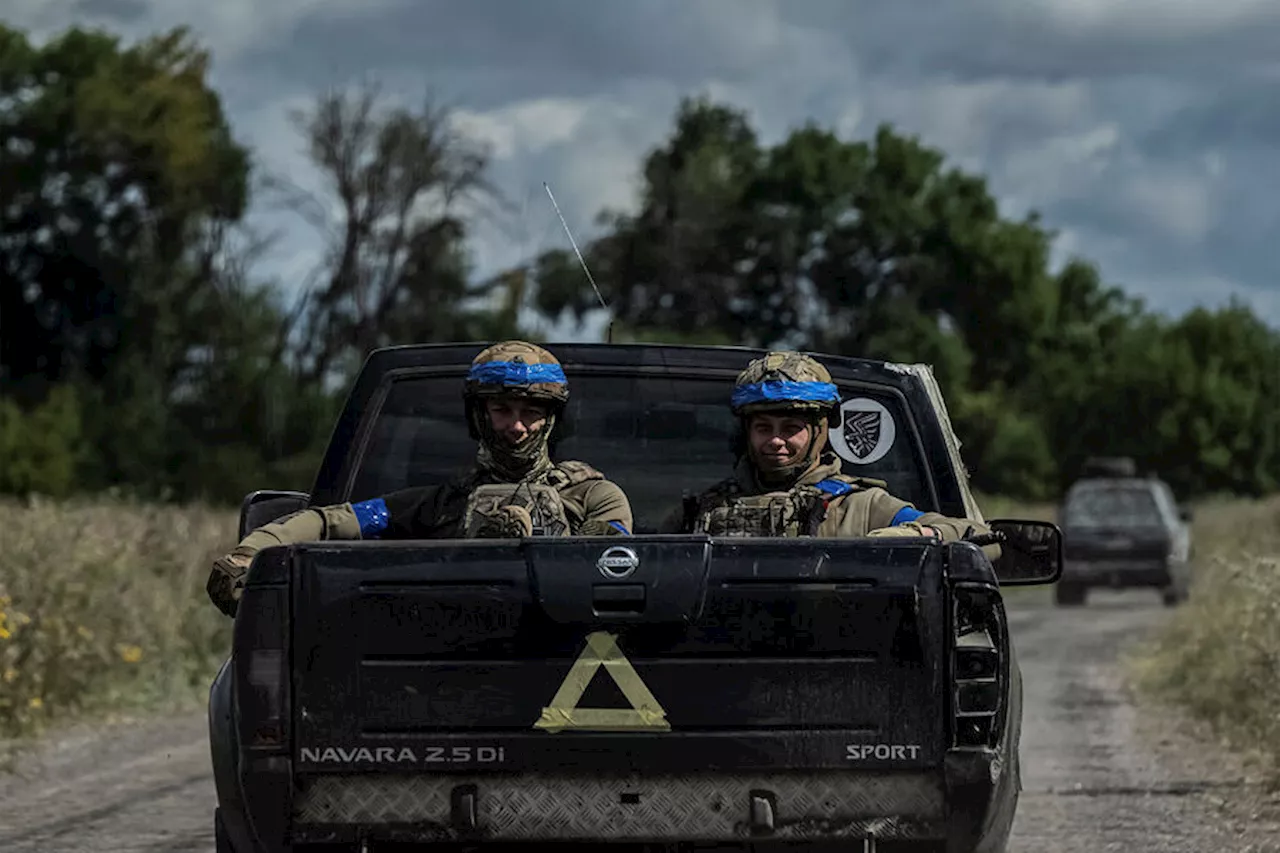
[2,589,1278,852]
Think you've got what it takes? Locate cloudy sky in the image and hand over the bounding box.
[9,0,1280,336]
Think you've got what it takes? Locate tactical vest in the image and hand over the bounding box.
[690,477,875,538]
[461,461,606,538]
[463,482,571,537]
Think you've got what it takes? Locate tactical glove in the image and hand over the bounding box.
[472,504,534,539]
[865,521,941,540]
[207,551,253,617]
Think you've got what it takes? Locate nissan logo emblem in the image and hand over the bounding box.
[597,545,639,579]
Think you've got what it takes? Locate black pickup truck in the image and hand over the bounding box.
[209,343,1062,853]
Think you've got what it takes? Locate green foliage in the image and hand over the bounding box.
[0,22,283,503]
[951,388,1058,501]
[0,29,523,505]
[0,386,85,498]
[1065,301,1280,497]
[0,24,250,397]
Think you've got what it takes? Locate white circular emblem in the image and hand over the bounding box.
[596,546,639,579]
[829,397,896,465]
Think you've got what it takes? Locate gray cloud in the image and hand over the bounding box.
[3,0,1277,329]
[72,0,148,23]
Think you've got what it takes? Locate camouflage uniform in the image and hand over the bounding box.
[659,351,998,554]
[208,341,633,617]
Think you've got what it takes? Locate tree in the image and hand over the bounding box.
[0,24,271,498]
[270,80,522,388]
[518,97,1078,491]
[529,97,768,344]
[0,25,250,399]
[1066,302,1280,497]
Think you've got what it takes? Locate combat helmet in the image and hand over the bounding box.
[463,340,569,450]
[464,340,569,407]
[730,351,841,420]
[730,351,842,486]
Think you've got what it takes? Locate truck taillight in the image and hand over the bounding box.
[233,583,290,751]
[950,582,1005,749]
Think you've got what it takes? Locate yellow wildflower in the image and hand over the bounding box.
[3,668,16,683]
[28,697,42,709]
[118,644,143,664]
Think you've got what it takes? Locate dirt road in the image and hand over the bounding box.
[2,590,1278,852]
[1007,592,1280,852]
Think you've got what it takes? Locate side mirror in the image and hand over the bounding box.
[239,490,310,541]
[987,518,1063,586]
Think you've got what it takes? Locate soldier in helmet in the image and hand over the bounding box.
[207,341,633,617]
[659,351,997,552]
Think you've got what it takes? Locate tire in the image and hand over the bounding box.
[1160,587,1182,607]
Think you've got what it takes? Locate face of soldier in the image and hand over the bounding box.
[747,413,813,471]
[485,396,549,448]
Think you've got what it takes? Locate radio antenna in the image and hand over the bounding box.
[543,181,613,343]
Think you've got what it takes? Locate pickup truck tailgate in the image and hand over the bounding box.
[286,535,951,840]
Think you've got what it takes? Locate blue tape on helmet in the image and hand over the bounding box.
[732,380,840,409]
[352,498,390,538]
[468,361,567,386]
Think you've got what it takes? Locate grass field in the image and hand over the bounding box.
[0,495,236,739]
[1129,493,1280,772]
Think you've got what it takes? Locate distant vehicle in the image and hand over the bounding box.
[1055,460,1192,606]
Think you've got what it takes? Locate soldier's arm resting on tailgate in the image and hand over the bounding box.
[575,479,635,536]
[858,488,1002,561]
[206,486,440,617]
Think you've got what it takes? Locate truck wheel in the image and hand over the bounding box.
[1055,583,1086,606]
[1160,587,1182,607]
[215,808,237,853]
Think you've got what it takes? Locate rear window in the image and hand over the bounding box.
[348,371,933,532]
[1063,483,1164,529]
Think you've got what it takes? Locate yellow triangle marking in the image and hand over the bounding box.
[533,631,671,733]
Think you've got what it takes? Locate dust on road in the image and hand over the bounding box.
[1,590,1277,852]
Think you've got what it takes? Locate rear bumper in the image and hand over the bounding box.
[1061,559,1172,588]
[294,769,943,841]
[284,751,1011,849]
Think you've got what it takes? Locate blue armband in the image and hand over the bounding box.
[890,506,925,526]
[351,498,390,538]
